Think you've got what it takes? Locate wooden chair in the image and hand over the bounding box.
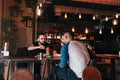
[10,68,34,80]
[82,66,102,80]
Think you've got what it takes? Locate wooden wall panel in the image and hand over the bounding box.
[115,0,119,6]
[106,0,112,5]
[118,0,120,5]
[95,0,101,3]
[3,0,33,50]
[110,0,114,5]
[15,27,32,48]
[0,0,2,48]
[12,0,33,49]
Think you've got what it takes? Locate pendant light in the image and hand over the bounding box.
[64,13,67,19]
[79,13,82,19]
[85,28,88,34]
[111,28,114,34]
[72,27,75,32]
[99,28,102,34]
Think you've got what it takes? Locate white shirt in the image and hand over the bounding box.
[68,41,90,78]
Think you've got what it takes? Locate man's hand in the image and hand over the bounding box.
[39,45,45,49]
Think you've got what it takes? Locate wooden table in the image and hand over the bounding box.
[0,56,60,80]
[96,54,120,80]
[0,58,13,80]
[0,57,41,80]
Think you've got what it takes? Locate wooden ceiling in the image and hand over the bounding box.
[52,0,120,16]
[40,0,120,23]
[41,0,120,18]
[38,0,120,33]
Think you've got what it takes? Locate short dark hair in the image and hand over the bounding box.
[37,32,45,37]
[63,31,74,39]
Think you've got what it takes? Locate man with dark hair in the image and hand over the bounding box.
[28,32,50,56]
[28,32,50,78]
[52,31,90,80]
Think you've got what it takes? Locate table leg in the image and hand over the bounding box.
[29,62,34,75]
[111,59,115,80]
[4,60,9,80]
[4,60,13,80]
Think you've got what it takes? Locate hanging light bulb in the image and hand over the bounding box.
[93,15,96,20]
[37,8,43,16]
[64,13,67,19]
[40,3,42,8]
[36,0,43,16]
[111,28,114,34]
[112,19,118,26]
[72,27,75,32]
[36,6,39,15]
[79,13,82,19]
[105,16,108,21]
[85,28,88,34]
[115,13,119,18]
[99,28,102,34]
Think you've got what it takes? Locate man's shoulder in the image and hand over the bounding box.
[69,40,86,49]
[69,40,82,45]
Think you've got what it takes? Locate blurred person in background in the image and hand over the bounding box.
[53,36,64,57]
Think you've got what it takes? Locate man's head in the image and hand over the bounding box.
[61,31,74,44]
[37,32,46,44]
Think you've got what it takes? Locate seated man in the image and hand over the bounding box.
[27,32,50,78]
[27,32,50,57]
[52,31,90,80]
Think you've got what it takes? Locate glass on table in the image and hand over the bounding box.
[37,52,43,60]
[0,51,4,58]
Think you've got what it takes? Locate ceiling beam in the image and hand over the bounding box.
[72,0,120,6]
[55,5,116,16]
[53,0,120,11]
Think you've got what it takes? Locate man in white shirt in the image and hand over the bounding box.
[68,41,90,78]
[52,31,90,80]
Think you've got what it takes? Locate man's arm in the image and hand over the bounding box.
[53,50,60,56]
[59,43,69,68]
[27,44,45,51]
[43,47,50,56]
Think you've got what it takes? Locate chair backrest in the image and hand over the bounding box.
[10,68,34,80]
[15,47,30,57]
[82,66,102,80]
